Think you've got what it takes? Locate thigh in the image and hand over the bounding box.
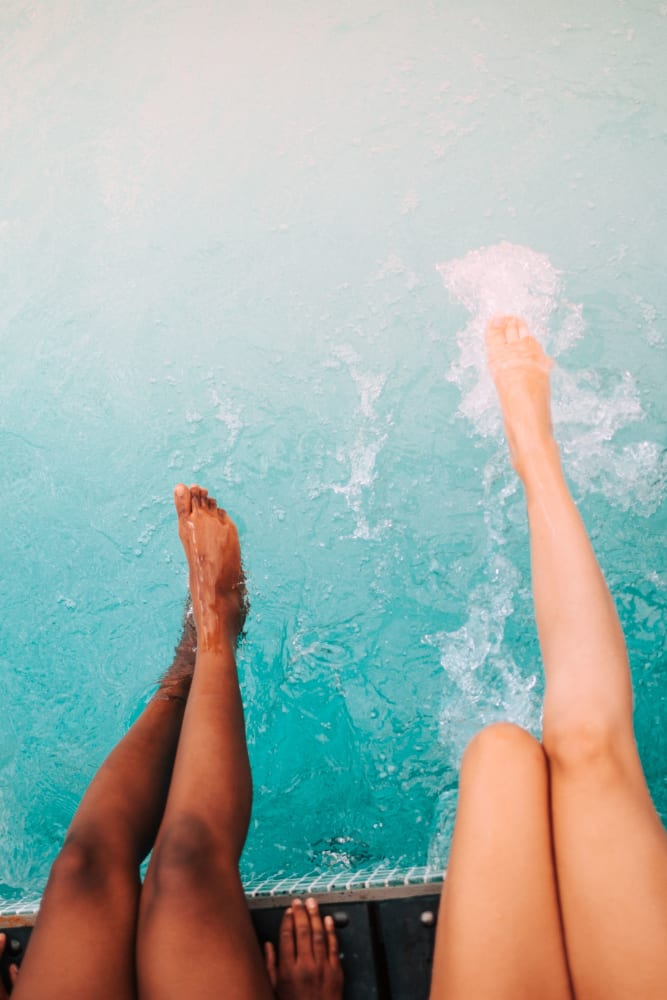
[138,842,273,1000]
[12,840,139,1000]
[430,724,572,1000]
[549,734,667,1000]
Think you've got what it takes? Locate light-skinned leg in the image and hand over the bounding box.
[430,723,572,1000]
[487,315,667,1000]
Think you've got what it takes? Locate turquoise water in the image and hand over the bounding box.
[1,0,666,908]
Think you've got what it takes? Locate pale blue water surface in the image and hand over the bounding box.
[1,0,666,908]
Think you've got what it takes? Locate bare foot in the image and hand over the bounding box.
[0,933,19,999]
[485,315,558,480]
[173,484,247,649]
[265,898,343,1000]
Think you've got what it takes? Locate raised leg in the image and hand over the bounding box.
[487,315,667,999]
[12,614,196,1000]
[430,723,572,1000]
[137,484,273,1000]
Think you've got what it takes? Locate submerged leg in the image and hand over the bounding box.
[488,315,667,999]
[12,613,196,1000]
[137,484,273,1000]
[430,723,572,1000]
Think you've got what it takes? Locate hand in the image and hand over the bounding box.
[265,897,343,1000]
[0,933,19,999]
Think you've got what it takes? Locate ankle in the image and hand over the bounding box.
[197,625,239,653]
[154,688,188,706]
[192,594,244,648]
[516,437,563,494]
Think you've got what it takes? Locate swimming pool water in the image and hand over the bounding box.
[1,0,666,908]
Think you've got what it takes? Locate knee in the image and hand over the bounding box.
[542,717,622,773]
[149,816,231,896]
[460,723,545,782]
[49,832,135,897]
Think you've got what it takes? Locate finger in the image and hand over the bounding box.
[10,964,19,987]
[291,897,314,961]
[306,897,327,963]
[279,907,296,968]
[264,941,277,990]
[325,914,341,966]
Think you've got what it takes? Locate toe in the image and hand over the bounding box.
[190,485,202,508]
[198,488,215,512]
[506,316,521,342]
[173,484,192,518]
[485,316,509,355]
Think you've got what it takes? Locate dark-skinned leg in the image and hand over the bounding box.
[137,485,273,1000]
[12,615,196,1000]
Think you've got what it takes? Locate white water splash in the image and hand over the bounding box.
[437,241,584,438]
[426,548,540,871]
[328,344,391,540]
[437,241,665,515]
[437,241,563,337]
[212,390,243,446]
[425,553,538,745]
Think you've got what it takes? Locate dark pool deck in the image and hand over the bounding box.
[1,882,442,998]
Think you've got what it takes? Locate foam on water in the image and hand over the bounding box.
[438,241,665,514]
[326,344,391,540]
